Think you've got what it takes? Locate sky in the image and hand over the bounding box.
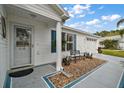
[61,4,124,33]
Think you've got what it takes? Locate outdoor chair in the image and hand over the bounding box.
[80,52,86,60]
[70,50,76,63]
[89,53,93,59]
[75,50,82,59]
[70,50,82,63]
[84,52,93,59]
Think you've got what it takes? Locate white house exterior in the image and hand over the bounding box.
[62,26,99,58]
[98,35,124,50]
[0,4,99,88]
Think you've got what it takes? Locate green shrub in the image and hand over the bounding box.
[100,39,118,49]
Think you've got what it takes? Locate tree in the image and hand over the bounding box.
[94,30,121,37]
[117,19,124,28]
[117,19,124,37]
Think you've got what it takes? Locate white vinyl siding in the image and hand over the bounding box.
[0,5,8,88]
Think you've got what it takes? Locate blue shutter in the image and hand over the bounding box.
[51,30,56,53]
[73,34,76,50]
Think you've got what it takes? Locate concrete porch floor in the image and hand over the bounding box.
[12,64,56,88]
[11,54,124,88]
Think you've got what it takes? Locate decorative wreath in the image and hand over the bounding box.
[0,14,6,38]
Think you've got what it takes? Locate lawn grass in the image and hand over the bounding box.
[102,49,124,58]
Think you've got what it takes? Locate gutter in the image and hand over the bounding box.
[53,4,70,21]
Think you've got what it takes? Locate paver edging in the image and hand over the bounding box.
[116,69,124,88]
[42,62,107,88]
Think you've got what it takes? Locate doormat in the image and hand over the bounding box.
[9,68,33,78]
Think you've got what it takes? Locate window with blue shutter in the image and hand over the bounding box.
[51,30,56,53]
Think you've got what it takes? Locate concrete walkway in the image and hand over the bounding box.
[73,54,124,88]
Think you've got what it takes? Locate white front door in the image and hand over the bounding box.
[13,25,32,68]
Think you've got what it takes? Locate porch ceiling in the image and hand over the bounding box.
[5,5,57,25]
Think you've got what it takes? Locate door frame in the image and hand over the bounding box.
[10,22,34,69]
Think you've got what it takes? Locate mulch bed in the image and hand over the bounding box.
[49,58,105,88]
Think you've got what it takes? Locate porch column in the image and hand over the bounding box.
[56,21,62,71]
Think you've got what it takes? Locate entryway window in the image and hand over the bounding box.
[51,30,56,53]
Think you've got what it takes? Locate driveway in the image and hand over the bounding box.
[72,54,124,88]
[93,53,124,62]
